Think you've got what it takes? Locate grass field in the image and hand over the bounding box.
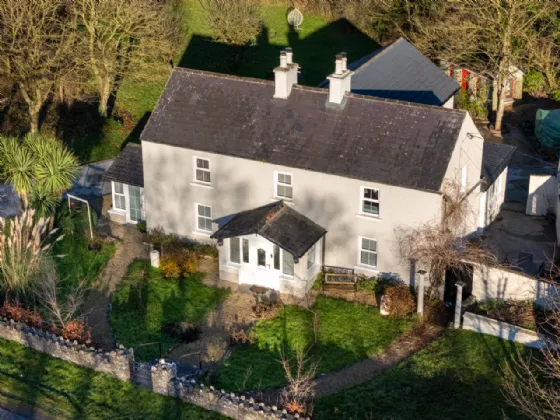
[68,1,377,162]
[111,260,229,361]
[0,338,224,419]
[212,297,415,392]
[313,329,529,420]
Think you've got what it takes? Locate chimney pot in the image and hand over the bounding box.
[335,54,344,75]
[340,52,348,71]
[279,50,288,68]
[285,47,293,64]
[327,53,353,105]
[274,50,299,99]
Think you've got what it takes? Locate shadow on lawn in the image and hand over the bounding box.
[179,18,378,87]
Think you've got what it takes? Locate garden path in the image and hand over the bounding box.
[83,219,150,351]
[261,323,444,404]
[167,257,259,370]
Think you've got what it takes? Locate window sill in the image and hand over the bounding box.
[108,208,127,216]
[191,182,213,190]
[225,262,241,270]
[280,274,296,281]
[192,230,212,238]
[354,265,379,275]
[355,213,382,222]
[271,197,295,206]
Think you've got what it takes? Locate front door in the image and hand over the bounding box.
[238,236,280,290]
[128,185,143,223]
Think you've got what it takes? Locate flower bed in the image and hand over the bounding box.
[471,299,546,331]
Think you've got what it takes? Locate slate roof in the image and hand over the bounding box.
[480,142,516,191]
[211,201,326,258]
[141,68,467,193]
[104,143,144,187]
[319,38,460,106]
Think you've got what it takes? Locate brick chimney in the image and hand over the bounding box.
[327,52,353,105]
[274,49,299,99]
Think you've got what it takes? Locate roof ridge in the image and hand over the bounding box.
[176,66,464,115]
[173,67,274,87]
[351,37,408,77]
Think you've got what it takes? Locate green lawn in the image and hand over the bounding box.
[313,330,529,420]
[212,297,415,392]
[69,1,378,162]
[0,338,224,419]
[111,260,230,361]
[54,232,116,288]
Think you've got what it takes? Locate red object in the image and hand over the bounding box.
[461,69,468,90]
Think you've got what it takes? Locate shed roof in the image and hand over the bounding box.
[211,201,326,258]
[141,68,467,193]
[0,184,21,218]
[104,143,144,187]
[480,142,516,191]
[319,38,460,106]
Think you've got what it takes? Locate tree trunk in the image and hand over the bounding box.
[19,84,45,134]
[494,77,508,132]
[98,76,111,117]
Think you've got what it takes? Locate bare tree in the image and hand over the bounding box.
[410,0,559,132]
[33,259,88,329]
[0,0,76,133]
[280,348,318,416]
[71,0,176,117]
[199,0,262,46]
[395,180,500,298]
[502,287,560,420]
[526,36,560,95]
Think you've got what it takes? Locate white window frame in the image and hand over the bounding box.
[360,186,380,217]
[112,181,127,212]
[358,236,378,269]
[274,171,293,200]
[193,156,211,185]
[281,249,294,277]
[307,244,317,270]
[194,203,213,234]
[229,237,241,264]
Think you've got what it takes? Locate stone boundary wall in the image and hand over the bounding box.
[151,361,308,420]
[0,317,132,381]
[0,319,303,419]
[462,312,548,349]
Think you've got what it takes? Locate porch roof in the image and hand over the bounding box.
[211,201,326,258]
[480,142,516,191]
[104,143,144,187]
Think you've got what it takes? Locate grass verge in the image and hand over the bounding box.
[313,329,529,420]
[0,338,224,419]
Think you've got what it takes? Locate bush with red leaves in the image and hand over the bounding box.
[62,320,92,345]
[0,301,43,328]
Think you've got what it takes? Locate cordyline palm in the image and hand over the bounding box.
[0,134,79,215]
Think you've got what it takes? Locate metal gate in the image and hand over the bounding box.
[130,361,153,389]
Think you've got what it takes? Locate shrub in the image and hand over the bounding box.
[136,222,147,233]
[375,277,399,295]
[425,299,447,325]
[552,90,560,102]
[0,301,43,328]
[230,328,255,345]
[62,320,92,345]
[163,321,201,343]
[523,70,547,95]
[475,299,537,330]
[160,248,198,279]
[312,272,324,290]
[204,338,228,363]
[192,243,218,258]
[382,285,415,317]
[357,276,378,294]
